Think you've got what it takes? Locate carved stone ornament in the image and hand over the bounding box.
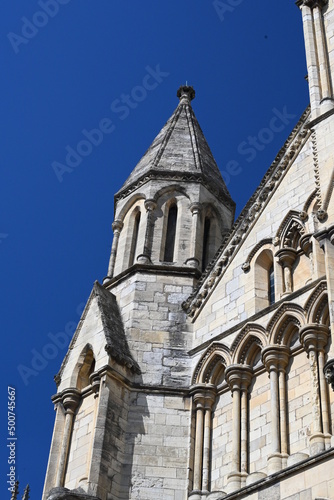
[46,487,101,500]
[324,359,334,391]
[296,0,328,8]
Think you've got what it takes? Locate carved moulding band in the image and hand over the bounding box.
[296,0,328,8]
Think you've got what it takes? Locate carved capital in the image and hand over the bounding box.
[225,364,253,392]
[262,345,290,372]
[60,388,81,415]
[112,219,123,233]
[189,202,202,216]
[89,372,101,394]
[299,234,313,256]
[299,324,330,353]
[144,199,157,212]
[190,384,216,410]
[275,247,298,268]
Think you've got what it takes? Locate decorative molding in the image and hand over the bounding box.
[242,238,273,272]
[302,189,318,216]
[192,342,231,385]
[115,169,235,210]
[304,280,327,322]
[230,324,267,355]
[275,210,305,249]
[266,303,305,344]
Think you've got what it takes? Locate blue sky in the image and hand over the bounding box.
[0,1,309,497]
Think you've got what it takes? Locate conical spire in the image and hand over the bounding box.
[116,86,234,206]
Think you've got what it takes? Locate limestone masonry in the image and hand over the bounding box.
[43,1,334,499]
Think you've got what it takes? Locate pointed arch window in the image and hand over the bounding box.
[164,204,177,262]
[129,211,141,266]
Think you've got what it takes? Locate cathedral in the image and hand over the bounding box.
[43,1,334,499]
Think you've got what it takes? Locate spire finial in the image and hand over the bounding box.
[22,485,30,500]
[11,481,19,500]
[177,85,195,102]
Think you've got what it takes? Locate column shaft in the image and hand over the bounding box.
[279,368,288,456]
[193,406,204,491]
[55,412,74,487]
[270,369,280,454]
[107,221,123,277]
[301,4,321,114]
[240,389,248,474]
[202,408,212,491]
[313,6,333,104]
[231,389,241,473]
[318,350,330,436]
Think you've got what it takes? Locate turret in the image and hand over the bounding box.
[103,85,235,284]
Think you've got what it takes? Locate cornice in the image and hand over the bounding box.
[114,169,235,210]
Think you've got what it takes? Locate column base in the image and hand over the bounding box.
[309,432,326,455]
[102,276,112,285]
[185,257,200,268]
[267,452,283,474]
[246,472,267,486]
[287,452,309,466]
[136,254,151,264]
[226,472,243,493]
[320,97,334,114]
[188,491,202,500]
[207,492,227,499]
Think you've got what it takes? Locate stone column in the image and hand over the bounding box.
[137,199,156,264]
[298,1,322,117]
[202,392,216,492]
[275,248,298,296]
[225,365,252,492]
[191,386,216,493]
[186,202,202,268]
[300,324,330,454]
[313,3,334,112]
[262,345,290,473]
[315,226,334,391]
[104,219,123,282]
[55,389,81,487]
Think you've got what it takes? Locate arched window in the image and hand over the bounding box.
[202,217,211,271]
[77,349,95,391]
[129,211,141,266]
[164,204,177,262]
[254,249,275,311]
[268,264,275,305]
